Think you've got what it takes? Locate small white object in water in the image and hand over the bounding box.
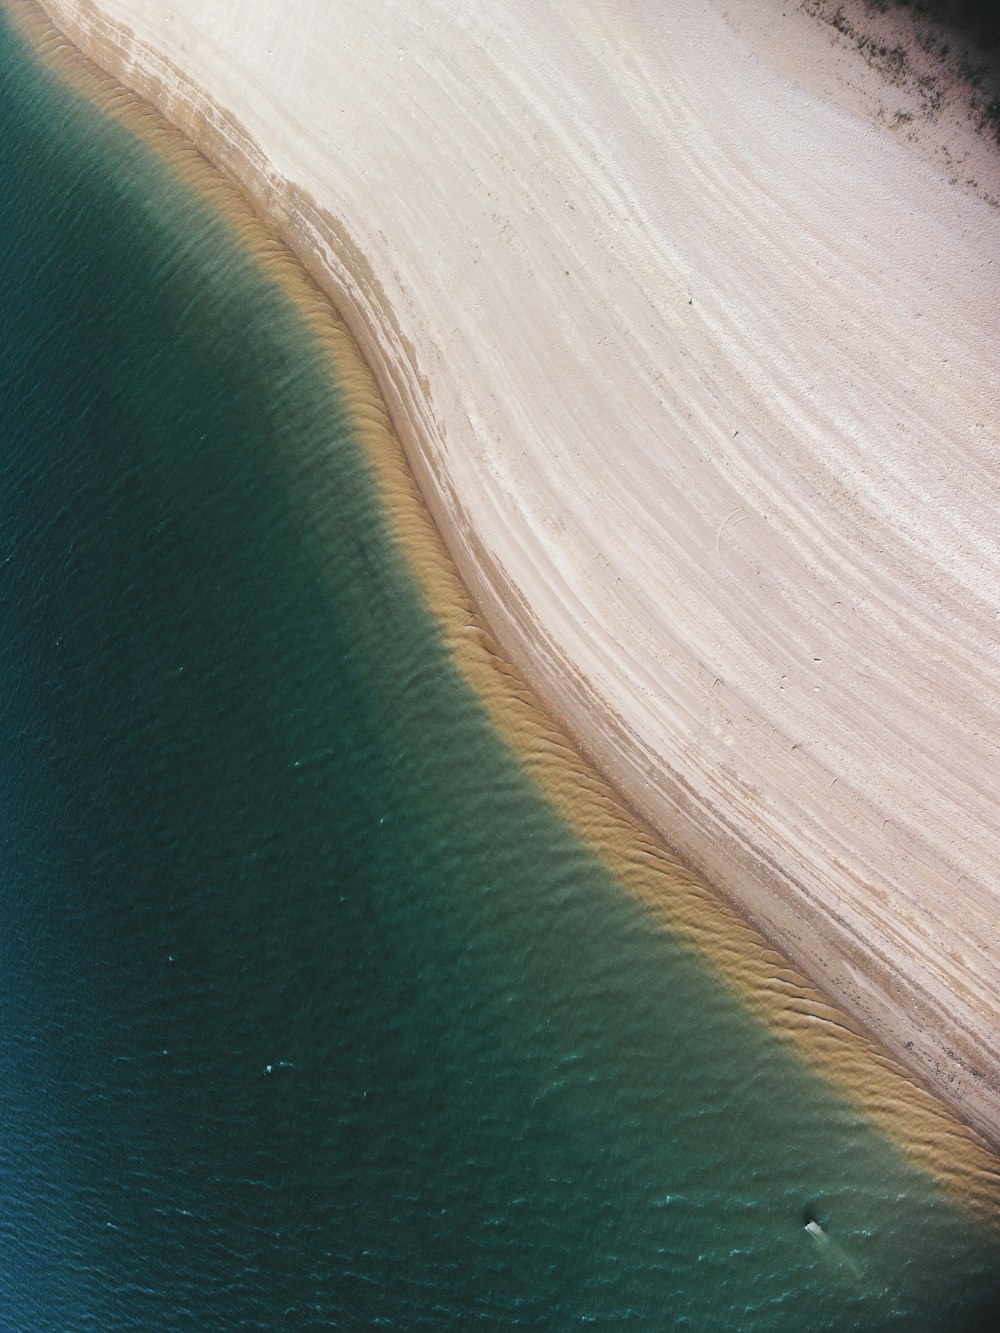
[805,1220,825,1240]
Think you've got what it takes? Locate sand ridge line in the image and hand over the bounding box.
[9,0,1000,1216]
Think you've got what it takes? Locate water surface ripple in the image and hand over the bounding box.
[0,11,998,1328]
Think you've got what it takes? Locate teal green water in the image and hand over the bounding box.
[1,14,998,1329]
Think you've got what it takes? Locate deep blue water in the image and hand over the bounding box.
[1,11,998,1329]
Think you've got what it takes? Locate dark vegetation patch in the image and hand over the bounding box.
[802,0,1000,143]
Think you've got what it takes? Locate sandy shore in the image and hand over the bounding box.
[26,0,1000,1147]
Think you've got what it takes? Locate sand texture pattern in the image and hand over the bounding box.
[29,0,1000,1146]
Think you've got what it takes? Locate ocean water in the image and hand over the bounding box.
[0,11,998,1330]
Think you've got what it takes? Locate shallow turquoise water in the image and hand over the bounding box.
[1,13,998,1329]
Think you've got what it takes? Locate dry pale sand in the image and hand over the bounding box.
[26,0,1000,1151]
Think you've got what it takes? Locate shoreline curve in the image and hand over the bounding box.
[12,0,1000,1199]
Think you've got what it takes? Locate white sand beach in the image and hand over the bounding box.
[30,0,1000,1144]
